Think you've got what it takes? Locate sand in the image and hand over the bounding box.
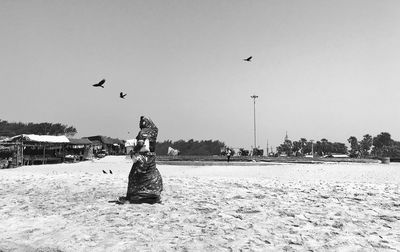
[0,156,399,251]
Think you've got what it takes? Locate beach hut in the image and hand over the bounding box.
[66,138,93,161]
[0,145,13,168]
[84,135,125,155]
[1,134,69,166]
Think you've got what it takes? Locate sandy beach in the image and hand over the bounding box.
[1,156,399,251]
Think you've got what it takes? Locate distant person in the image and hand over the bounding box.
[119,116,163,204]
[227,149,232,163]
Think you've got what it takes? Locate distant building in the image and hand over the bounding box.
[66,138,93,161]
[125,139,137,155]
[324,154,349,158]
[84,135,125,155]
[0,134,69,166]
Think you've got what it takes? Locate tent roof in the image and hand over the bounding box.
[90,140,102,146]
[68,138,92,145]
[86,135,124,145]
[5,134,70,143]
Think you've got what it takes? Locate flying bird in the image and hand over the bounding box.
[120,92,127,99]
[109,170,113,174]
[102,170,107,174]
[243,56,252,62]
[93,79,106,88]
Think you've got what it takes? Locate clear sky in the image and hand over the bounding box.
[1,0,400,150]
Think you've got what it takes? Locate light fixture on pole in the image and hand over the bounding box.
[250,95,258,151]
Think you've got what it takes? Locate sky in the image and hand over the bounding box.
[1,0,400,151]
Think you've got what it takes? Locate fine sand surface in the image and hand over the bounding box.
[0,156,399,251]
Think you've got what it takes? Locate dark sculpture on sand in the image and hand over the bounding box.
[119,116,163,204]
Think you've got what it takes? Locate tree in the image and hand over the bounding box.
[314,141,323,156]
[386,141,400,158]
[292,141,302,156]
[372,132,392,157]
[320,138,333,156]
[348,136,359,158]
[359,134,372,158]
[302,141,313,155]
[300,138,307,154]
[373,132,392,148]
[331,142,347,154]
[64,126,78,137]
[277,139,293,156]
[0,120,77,137]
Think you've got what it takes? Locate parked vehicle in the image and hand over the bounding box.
[96,150,108,158]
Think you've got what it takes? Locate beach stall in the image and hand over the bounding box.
[125,139,137,155]
[0,145,13,168]
[65,138,94,162]
[1,134,69,166]
[85,135,126,155]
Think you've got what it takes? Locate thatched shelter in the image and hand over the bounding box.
[1,134,69,166]
[0,145,13,168]
[65,138,93,161]
[84,135,125,155]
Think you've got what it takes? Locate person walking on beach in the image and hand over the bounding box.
[119,116,163,204]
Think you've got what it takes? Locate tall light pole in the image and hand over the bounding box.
[251,95,258,151]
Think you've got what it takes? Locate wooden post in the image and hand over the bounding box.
[62,144,65,163]
[14,143,18,167]
[43,144,46,165]
[21,142,24,166]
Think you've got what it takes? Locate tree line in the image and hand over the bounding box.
[156,139,225,156]
[3,118,399,158]
[0,119,77,137]
[348,132,400,158]
[277,132,400,158]
[277,138,347,157]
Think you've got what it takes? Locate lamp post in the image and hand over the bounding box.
[250,95,258,151]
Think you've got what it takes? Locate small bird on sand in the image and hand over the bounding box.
[120,92,127,99]
[243,56,252,62]
[109,170,113,174]
[93,79,106,88]
[102,170,107,174]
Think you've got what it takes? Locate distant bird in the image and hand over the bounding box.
[109,170,113,174]
[120,92,127,99]
[102,170,107,174]
[243,56,252,62]
[93,79,106,88]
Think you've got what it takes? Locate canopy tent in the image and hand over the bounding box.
[168,146,180,156]
[125,139,137,155]
[125,139,137,147]
[0,134,69,167]
[67,138,92,145]
[4,134,70,143]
